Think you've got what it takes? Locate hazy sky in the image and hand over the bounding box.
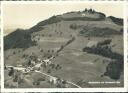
[3,2,123,30]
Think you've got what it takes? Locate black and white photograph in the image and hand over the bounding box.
[0,1,127,92]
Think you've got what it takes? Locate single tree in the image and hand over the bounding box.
[8,67,14,76]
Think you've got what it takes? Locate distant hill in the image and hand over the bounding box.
[4,29,37,50]
[4,9,123,50]
[36,9,106,27]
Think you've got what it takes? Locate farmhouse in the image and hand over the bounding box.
[34,63,42,71]
[31,60,36,66]
[43,59,52,65]
[81,13,86,17]
[86,41,98,48]
[49,76,57,84]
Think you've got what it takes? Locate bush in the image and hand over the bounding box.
[104,60,123,80]
[70,23,77,30]
[8,67,14,76]
[98,39,112,46]
[38,77,45,81]
[47,69,51,73]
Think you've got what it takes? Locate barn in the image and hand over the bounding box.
[86,41,98,48]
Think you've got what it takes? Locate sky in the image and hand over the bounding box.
[3,2,123,32]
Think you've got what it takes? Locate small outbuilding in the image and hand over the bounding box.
[86,41,98,48]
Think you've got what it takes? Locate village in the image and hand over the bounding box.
[5,53,81,88]
[4,34,81,88]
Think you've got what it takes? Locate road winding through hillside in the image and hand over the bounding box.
[6,65,81,88]
[35,70,81,88]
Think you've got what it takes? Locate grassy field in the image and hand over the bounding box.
[4,15,123,88]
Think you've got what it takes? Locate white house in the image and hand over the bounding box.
[43,59,52,65]
[49,76,57,84]
[86,41,98,48]
[31,60,35,66]
[34,63,42,71]
[81,13,86,17]
[37,58,41,62]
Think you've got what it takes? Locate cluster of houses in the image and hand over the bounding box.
[5,53,54,74]
[5,39,73,88]
[26,52,54,67]
[5,52,78,88]
[49,76,70,88]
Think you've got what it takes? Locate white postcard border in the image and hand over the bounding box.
[1,1,127,92]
